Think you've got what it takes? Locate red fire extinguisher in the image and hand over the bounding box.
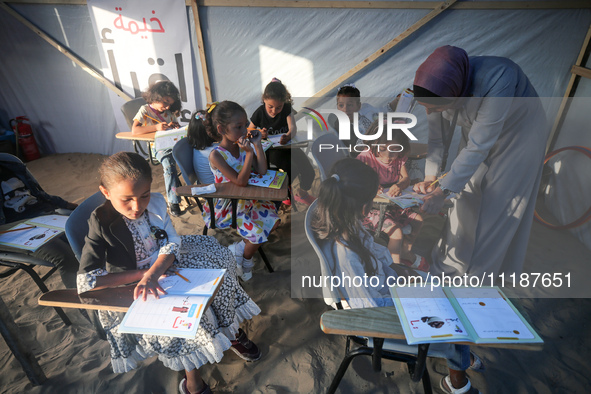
[9,116,41,161]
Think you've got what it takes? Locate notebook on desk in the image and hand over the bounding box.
[0,214,67,251]
[248,169,287,189]
[389,285,543,346]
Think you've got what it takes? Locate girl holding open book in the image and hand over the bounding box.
[203,101,280,281]
[77,152,262,394]
[311,158,482,394]
[356,120,427,271]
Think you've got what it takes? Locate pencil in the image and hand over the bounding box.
[429,173,448,188]
[144,114,163,124]
[0,225,36,234]
[174,271,190,283]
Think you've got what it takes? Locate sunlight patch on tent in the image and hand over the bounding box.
[259,45,314,97]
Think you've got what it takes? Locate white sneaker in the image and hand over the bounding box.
[241,257,254,281]
[228,241,245,277]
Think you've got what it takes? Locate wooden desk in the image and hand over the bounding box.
[177,181,288,229]
[320,306,543,351]
[116,131,158,165]
[39,285,134,312]
[39,276,224,313]
[115,131,156,142]
[320,305,541,393]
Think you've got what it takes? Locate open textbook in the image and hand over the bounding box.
[153,126,188,152]
[389,286,543,345]
[0,214,68,251]
[118,268,225,338]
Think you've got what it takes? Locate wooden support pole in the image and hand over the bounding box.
[571,65,591,80]
[190,0,214,104]
[296,0,457,113]
[195,0,591,9]
[546,23,591,153]
[0,1,133,101]
[4,0,590,10]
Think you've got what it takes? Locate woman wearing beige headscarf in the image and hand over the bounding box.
[412,46,548,279]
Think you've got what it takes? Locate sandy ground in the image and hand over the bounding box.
[1,152,591,393]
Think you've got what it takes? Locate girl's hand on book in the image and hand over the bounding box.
[387,184,402,197]
[260,128,268,139]
[155,123,168,131]
[134,274,167,301]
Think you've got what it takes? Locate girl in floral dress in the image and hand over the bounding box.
[199,101,280,281]
[77,152,262,394]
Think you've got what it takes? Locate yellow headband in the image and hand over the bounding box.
[207,102,218,113]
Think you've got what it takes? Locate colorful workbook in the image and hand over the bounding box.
[248,169,287,189]
[118,268,225,338]
[153,126,188,152]
[0,214,68,251]
[389,285,543,345]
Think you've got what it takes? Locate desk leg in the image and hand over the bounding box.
[375,204,386,238]
[231,199,237,229]
[0,296,46,385]
[371,337,384,372]
[410,343,430,382]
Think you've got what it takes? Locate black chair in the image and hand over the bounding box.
[0,153,71,326]
[120,97,158,164]
[309,132,348,181]
[64,191,107,339]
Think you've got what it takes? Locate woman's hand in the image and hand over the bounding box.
[413,180,435,195]
[134,273,167,301]
[260,128,268,139]
[387,184,402,197]
[420,188,446,215]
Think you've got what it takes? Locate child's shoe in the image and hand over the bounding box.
[230,328,261,361]
[241,257,254,281]
[401,254,430,272]
[228,241,245,277]
[169,203,182,217]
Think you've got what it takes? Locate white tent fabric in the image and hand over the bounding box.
[0,3,590,248]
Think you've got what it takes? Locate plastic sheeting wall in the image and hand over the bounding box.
[0,3,590,250]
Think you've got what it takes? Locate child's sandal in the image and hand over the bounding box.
[179,377,212,394]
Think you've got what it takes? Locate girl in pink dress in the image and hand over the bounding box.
[356,120,428,271]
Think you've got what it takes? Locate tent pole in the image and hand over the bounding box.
[295,0,457,114]
[0,1,133,101]
[546,23,591,153]
[194,0,591,10]
[190,0,214,104]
